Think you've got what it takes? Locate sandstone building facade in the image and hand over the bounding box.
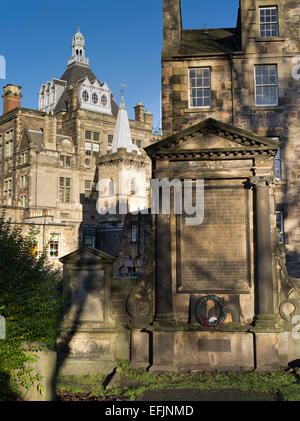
[0,28,159,272]
[162,0,300,277]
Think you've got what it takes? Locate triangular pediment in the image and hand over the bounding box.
[177,132,243,150]
[60,246,116,264]
[19,129,30,150]
[145,118,280,158]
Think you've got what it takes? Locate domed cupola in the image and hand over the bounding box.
[68,26,89,67]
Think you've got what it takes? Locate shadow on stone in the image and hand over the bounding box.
[102,367,117,390]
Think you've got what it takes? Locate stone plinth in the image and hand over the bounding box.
[58,328,130,376]
[129,329,150,369]
[149,330,254,372]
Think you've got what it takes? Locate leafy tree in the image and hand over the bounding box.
[0,211,62,399]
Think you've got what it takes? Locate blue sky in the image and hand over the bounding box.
[0,0,239,131]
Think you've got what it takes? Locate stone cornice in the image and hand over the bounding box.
[97,148,149,166]
[150,148,277,161]
[97,157,149,170]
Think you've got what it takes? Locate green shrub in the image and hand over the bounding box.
[0,212,62,399]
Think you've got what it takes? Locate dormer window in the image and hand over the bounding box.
[82,90,89,102]
[259,7,279,38]
[77,79,112,115]
[92,93,98,104]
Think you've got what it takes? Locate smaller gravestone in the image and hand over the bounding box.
[58,247,130,375]
[60,247,116,328]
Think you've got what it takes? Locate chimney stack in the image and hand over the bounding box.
[144,110,153,130]
[163,0,182,55]
[134,102,144,122]
[2,84,22,115]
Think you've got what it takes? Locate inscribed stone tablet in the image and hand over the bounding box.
[178,186,250,292]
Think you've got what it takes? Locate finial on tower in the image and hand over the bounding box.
[121,83,126,102]
[78,24,80,33]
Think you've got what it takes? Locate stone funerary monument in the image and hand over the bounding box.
[145,118,300,371]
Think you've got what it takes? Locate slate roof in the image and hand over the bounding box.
[61,64,99,87]
[54,63,119,116]
[27,130,44,148]
[179,28,241,56]
[25,129,71,150]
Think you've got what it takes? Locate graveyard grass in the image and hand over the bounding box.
[57,361,300,401]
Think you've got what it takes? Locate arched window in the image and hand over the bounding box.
[130,178,136,195]
[80,50,82,56]
[109,179,115,195]
[76,49,79,56]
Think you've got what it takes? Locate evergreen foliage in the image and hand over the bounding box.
[0,211,61,399]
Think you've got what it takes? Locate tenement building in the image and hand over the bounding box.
[162,0,300,278]
[0,27,159,272]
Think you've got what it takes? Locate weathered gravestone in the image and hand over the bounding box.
[145,118,300,372]
[58,247,130,375]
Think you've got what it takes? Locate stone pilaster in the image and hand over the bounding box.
[250,176,277,329]
[153,211,175,326]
